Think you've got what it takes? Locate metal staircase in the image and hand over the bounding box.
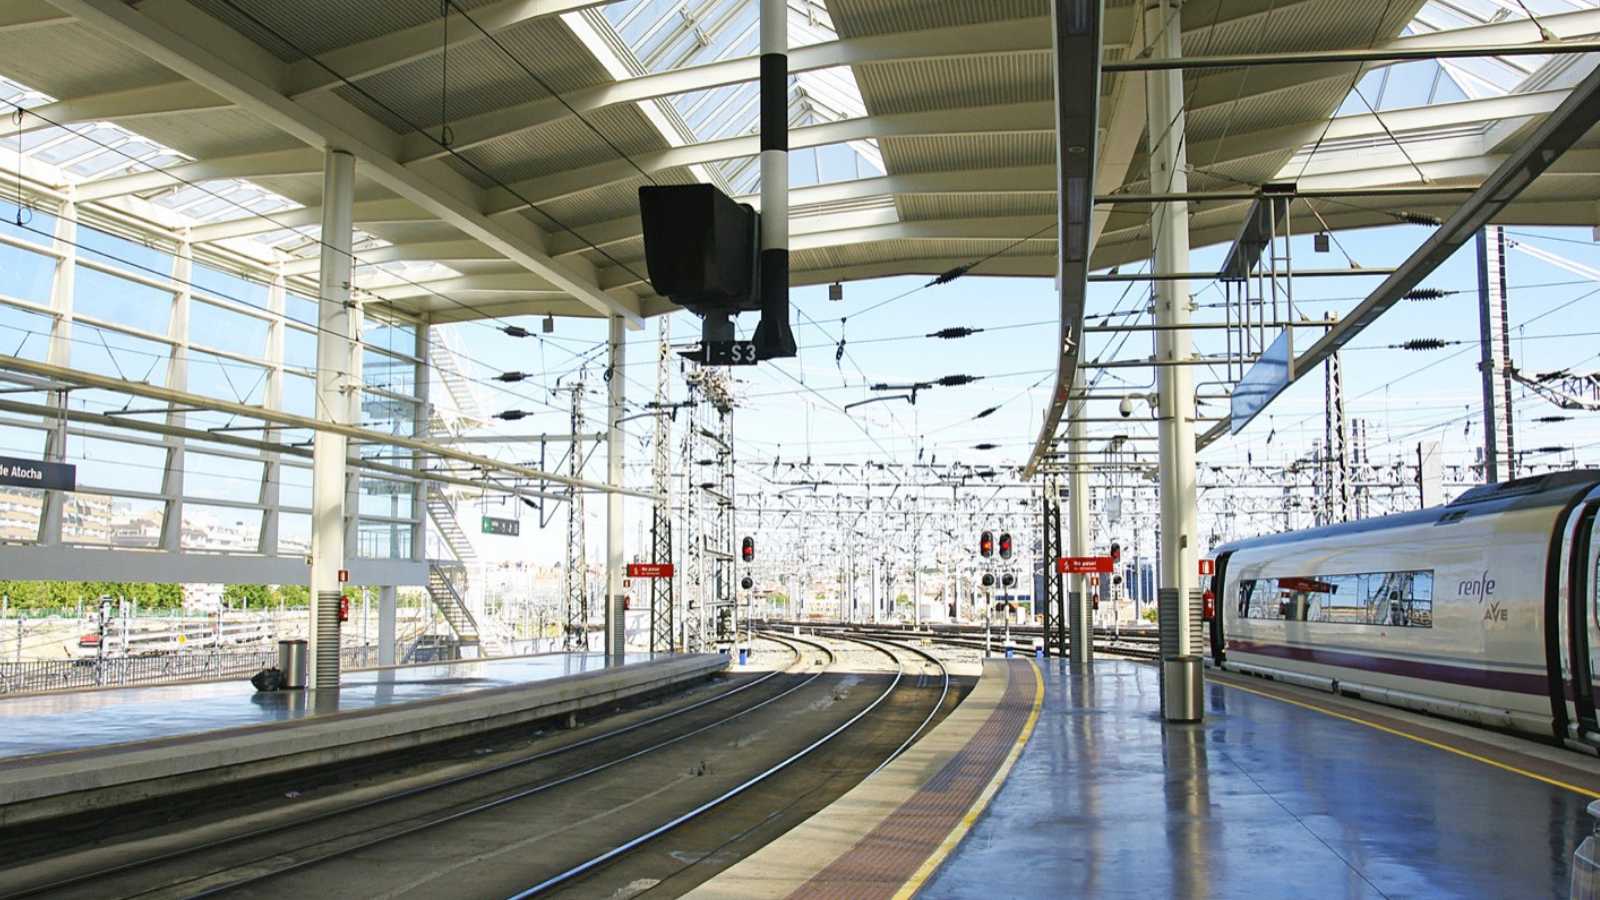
[426,563,482,654]
[420,327,512,656]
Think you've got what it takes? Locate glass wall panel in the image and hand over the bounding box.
[278,462,312,510]
[193,262,268,309]
[61,491,115,544]
[278,511,311,555]
[187,351,268,406]
[69,434,167,494]
[0,487,42,542]
[190,299,269,358]
[78,224,173,284]
[0,242,57,303]
[0,304,57,362]
[0,199,56,245]
[358,520,411,559]
[75,267,173,335]
[109,496,163,548]
[181,503,263,551]
[184,451,265,504]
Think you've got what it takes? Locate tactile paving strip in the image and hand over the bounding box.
[785,659,1035,900]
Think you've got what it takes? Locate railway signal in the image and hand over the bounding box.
[980,530,994,558]
[1001,573,1016,588]
[981,573,996,588]
[741,536,755,563]
[741,576,754,590]
[1109,541,1122,564]
[998,532,1013,560]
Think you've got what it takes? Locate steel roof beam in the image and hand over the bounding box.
[286,0,609,96]
[1197,57,1600,450]
[189,197,433,242]
[73,146,324,201]
[12,80,229,135]
[48,0,640,324]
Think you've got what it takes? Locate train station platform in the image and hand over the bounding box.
[695,657,1600,899]
[0,651,725,826]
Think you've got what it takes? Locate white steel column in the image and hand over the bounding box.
[378,584,397,666]
[605,316,626,663]
[39,195,77,545]
[1146,0,1202,717]
[309,150,357,690]
[259,266,285,554]
[159,236,192,553]
[1067,374,1092,664]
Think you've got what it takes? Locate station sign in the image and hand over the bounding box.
[0,456,75,491]
[482,516,521,537]
[1058,556,1114,574]
[1199,559,1216,576]
[627,562,674,578]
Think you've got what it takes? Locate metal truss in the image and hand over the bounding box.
[564,379,589,652]
[649,322,675,654]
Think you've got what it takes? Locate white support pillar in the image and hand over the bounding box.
[259,266,285,554]
[39,195,77,545]
[309,150,356,691]
[1067,373,1092,664]
[1145,0,1202,719]
[605,315,626,663]
[378,584,397,666]
[160,236,192,553]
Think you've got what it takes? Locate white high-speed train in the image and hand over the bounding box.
[1208,470,1600,750]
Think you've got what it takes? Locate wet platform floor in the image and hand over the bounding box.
[0,651,648,759]
[921,659,1594,899]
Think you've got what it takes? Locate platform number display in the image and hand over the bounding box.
[697,340,760,366]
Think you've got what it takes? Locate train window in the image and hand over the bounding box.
[1238,570,1433,627]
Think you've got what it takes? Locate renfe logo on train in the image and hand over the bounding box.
[1457,571,1495,600]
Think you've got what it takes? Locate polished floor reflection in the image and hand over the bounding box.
[0,651,647,759]
[921,660,1590,900]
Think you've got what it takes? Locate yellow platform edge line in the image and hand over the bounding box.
[1219,677,1600,800]
[892,659,1046,900]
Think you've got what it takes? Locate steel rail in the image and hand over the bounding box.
[2,642,804,900]
[507,634,914,898]
[178,637,837,899]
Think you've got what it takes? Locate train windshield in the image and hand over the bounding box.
[1238,570,1434,627]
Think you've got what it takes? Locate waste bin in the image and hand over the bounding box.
[1161,655,1203,722]
[1574,800,1600,900]
[278,639,308,689]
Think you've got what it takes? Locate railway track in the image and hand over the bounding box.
[785,622,1162,661]
[1,634,955,900]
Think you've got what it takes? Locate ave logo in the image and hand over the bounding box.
[1483,601,1508,624]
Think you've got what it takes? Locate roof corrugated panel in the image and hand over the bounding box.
[896,193,1056,222]
[822,0,1046,38]
[851,53,1052,116]
[879,133,1054,174]
[451,106,672,186]
[0,24,173,98]
[187,0,512,62]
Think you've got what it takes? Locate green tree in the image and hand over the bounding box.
[223,584,272,609]
[274,583,310,608]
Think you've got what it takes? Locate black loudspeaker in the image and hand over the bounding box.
[638,184,760,316]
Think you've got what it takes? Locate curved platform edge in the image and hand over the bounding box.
[686,657,1042,900]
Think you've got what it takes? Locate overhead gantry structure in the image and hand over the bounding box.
[0,0,1599,692]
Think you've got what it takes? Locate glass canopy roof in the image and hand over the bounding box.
[599,0,884,196]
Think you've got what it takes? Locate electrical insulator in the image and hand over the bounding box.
[979,530,994,558]
[998,532,1013,560]
[741,536,755,563]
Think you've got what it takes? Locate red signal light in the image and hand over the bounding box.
[998,532,1013,560]
[979,530,994,558]
[741,536,755,563]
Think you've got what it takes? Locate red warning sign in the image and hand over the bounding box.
[1058,556,1114,575]
[627,563,674,578]
[1199,559,1216,576]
